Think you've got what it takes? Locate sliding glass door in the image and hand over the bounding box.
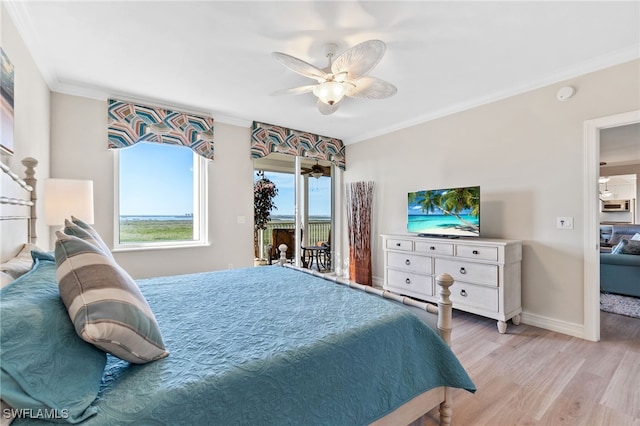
[253,154,334,271]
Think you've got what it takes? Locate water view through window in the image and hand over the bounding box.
[119,142,198,244]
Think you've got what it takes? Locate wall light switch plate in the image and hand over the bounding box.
[557,217,574,229]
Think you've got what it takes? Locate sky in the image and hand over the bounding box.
[258,171,331,217]
[120,142,331,217]
[119,142,194,216]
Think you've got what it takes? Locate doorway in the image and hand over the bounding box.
[583,110,640,342]
[253,154,335,271]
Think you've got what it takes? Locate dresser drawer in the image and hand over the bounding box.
[456,244,498,261]
[450,282,498,312]
[434,258,498,286]
[415,241,454,256]
[387,269,433,297]
[386,239,413,251]
[387,252,432,275]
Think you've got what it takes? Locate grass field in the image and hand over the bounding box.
[120,219,193,243]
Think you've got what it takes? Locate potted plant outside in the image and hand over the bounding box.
[254,171,278,264]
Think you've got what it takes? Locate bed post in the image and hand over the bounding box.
[435,273,453,345]
[278,244,288,266]
[21,157,38,244]
[435,273,454,426]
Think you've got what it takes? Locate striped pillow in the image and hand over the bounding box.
[70,216,113,257]
[64,219,114,258]
[55,231,168,364]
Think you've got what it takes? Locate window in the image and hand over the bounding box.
[114,142,207,250]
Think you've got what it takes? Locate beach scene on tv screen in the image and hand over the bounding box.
[408,187,480,237]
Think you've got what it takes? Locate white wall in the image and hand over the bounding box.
[343,59,640,331]
[1,4,51,249]
[50,93,255,278]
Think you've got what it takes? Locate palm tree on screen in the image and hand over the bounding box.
[410,187,479,231]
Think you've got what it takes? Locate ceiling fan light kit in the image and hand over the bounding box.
[302,161,331,179]
[272,39,397,115]
[312,81,354,106]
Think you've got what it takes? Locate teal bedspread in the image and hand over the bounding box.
[16,266,474,425]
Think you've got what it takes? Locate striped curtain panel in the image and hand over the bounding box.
[107,99,215,160]
[250,121,346,170]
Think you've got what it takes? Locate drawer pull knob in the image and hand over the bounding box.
[396,243,401,247]
[460,289,468,297]
[460,267,467,274]
[405,278,411,284]
[472,250,479,255]
[429,246,436,250]
[405,259,411,266]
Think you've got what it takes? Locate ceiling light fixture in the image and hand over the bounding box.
[600,180,613,198]
[302,160,329,179]
[271,40,397,115]
[312,81,354,106]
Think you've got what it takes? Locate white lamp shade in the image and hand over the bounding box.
[44,179,94,226]
[313,81,348,105]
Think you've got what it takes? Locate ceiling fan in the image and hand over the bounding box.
[271,39,397,115]
[302,161,331,178]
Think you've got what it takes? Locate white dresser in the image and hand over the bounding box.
[381,234,522,333]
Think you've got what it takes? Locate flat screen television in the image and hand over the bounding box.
[407,186,480,238]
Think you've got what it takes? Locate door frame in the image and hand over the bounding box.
[253,155,337,270]
[583,109,640,342]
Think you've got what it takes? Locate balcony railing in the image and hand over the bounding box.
[257,220,331,255]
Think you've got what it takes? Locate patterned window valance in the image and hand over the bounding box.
[108,99,215,160]
[251,121,346,171]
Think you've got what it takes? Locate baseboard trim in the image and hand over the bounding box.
[373,275,587,340]
[372,275,384,288]
[520,311,585,339]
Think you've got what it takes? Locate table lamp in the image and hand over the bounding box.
[44,178,94,227]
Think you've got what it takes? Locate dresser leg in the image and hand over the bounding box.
[512,314,521,326]
[497,320,507,334]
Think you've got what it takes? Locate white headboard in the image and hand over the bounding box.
[1,158,38,262]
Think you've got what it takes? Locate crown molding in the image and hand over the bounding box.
[347,45,640,145]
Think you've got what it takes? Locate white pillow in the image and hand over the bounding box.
[0,243,39,279]
[1,399,15,426]
[1,272,14,289]
[631,233,640,241]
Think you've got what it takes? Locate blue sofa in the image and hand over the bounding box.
[600,224,640,298]
[600,252,640,297]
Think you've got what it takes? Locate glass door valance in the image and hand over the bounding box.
[250,121,345,170]
[108,99,215,160]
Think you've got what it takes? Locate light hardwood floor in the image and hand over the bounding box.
[421,310,640,425]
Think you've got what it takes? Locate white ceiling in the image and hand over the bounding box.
[5,1,640,145]
[600,123,640,167]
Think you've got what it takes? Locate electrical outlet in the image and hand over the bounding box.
[557,217,574,230]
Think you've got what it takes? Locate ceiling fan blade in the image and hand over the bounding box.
[317,98,342,115]
[331,40,386,80]
[270,85,317,96]
[347,76,397,99]
[272,52,328,83]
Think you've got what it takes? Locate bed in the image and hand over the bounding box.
[1,158,475,426]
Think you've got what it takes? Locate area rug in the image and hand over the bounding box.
[600,293,640,319]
